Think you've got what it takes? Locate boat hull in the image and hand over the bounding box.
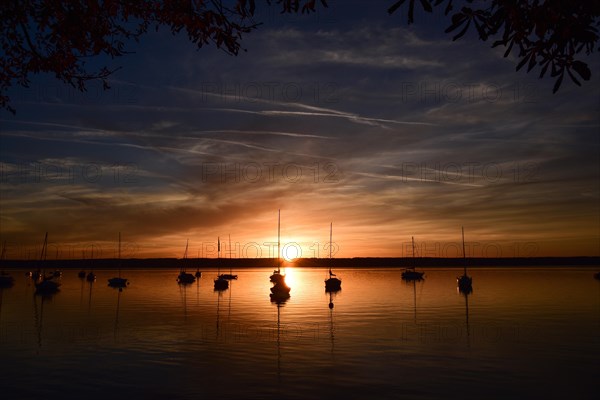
[177,272,196,284]
[401,270,424,281]
[108,277,129,288]
[457,274,473,293]
[325,277,342,292]
[270,282,291,295]
[35,279,61,295]
[270,271,285,284]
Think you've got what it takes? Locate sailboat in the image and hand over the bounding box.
[324,223,341,292]
[401,236,424,281]
[86,245,96,282]
[269,210,286,285]
[270,210,290,300]
[456,227,473,293]
[108,232,129,288]
[218,235,238,280]
[177,239,196,284]
[214,237,229,290]
[34,233,61,295]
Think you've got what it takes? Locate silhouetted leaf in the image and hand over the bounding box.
[516,53,530,71]
[452,20,471,40]
[419,0,433,13]
[387,0,407,15]
[445,14,466,33]
[567,68,582,86]
[571,61,591,80]
[474,20,487,40]
[553,73,564,93]
[503,39,514,57]
[527,53,537,72]
[539,61,550,78]
[444,0,453,15]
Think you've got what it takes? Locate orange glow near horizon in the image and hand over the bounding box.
[1,219,599,259]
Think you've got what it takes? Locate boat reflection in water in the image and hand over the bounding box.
[459,286,472,347]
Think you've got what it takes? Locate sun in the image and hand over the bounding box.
[282,242,301,262]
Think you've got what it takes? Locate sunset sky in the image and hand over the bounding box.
[1,1,599,259]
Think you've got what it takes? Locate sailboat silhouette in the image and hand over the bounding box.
[270,210,290,300]
[108,232,129,288]
[401,236,424,281]
[218,234,238,280]
[456,227,473,293]
[34,233,60,295]
[214,237,229,290]
[177,239,196,284]
[324,223,341,292]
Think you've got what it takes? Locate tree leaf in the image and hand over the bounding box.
[387,0,406,14]
[452,20,470,40]
[552,73,564,94]
[566,67,581,86]
[445,15,466,33]
[444,0,453,16]
[539,61,550,78]
[527,52,537,72]
[419,0,433,13]
[516,53,530,71]
[571,60,591,80]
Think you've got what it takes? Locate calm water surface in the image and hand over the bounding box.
[1,267,599,399]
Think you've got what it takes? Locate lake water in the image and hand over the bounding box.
[1,267,599,399]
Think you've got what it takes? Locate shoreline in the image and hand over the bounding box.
[1,256,599,269]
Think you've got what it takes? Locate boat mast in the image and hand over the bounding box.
[329,222,333,276]
[411,236,415,270]
[277,209,281,274]
[217,237,220,275]
[228,234,232,275]
[461,226,467,276]
[183,239,189,273]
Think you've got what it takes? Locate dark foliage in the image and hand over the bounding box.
[0,0,327,114]
[388,0,599,93]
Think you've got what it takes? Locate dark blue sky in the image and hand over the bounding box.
[1,1,599,259]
